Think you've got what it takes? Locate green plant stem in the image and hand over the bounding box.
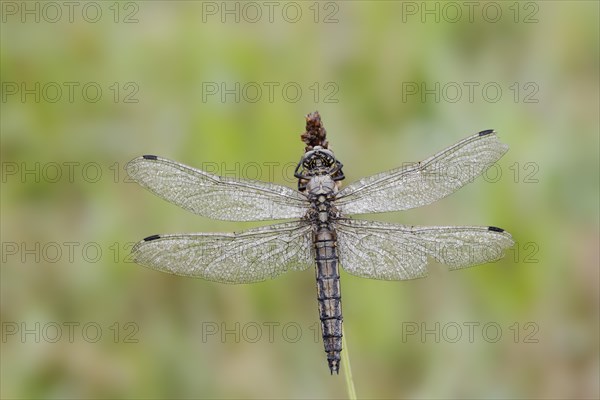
[341,326,357,399]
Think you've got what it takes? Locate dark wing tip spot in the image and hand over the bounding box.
[479,129,495,136]
[142,155,158,160]
[143,234,161,241]
[488,226,505,232]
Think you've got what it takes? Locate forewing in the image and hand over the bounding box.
[131,221,314,283]
[335,219,514,281]
[336,131,508,215]
[126,155,308,221]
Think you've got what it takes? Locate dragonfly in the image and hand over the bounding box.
[126,128,513,374]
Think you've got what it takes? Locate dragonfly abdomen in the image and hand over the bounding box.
[314,225,343,374]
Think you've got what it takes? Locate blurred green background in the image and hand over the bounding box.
[1,1,598,399]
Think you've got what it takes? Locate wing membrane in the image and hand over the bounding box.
[131,221,314,283]
[336,131,508,215]
[126,156,308,221]
[335,219,514,281]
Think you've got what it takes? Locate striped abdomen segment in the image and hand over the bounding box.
[314,226,343,374]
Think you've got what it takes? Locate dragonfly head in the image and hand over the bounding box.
[296,146,343,177]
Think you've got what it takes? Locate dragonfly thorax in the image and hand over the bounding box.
[305,175,338,224]
[306,175,337,196]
